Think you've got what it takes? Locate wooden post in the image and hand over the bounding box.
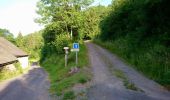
[76,51,78,65]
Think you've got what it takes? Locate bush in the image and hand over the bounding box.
[53,34,71,54]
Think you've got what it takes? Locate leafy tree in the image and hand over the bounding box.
[36,0,94,57]
[16,32,24,48]
[16,31,44,59]
[36,0,94,41]
[0,28,15,43]
[80,5,110,39]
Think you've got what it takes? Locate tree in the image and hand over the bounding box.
[36,0,94,56]
[80,5,111,39]
[0,28,15,43]
[16,32,24,48]
[36,0,94,43]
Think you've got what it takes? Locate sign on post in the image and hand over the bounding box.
[71,43,79,66]
[73,43,79,49]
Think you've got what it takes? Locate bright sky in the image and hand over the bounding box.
[92,0,112,6]
[0,0,112,37]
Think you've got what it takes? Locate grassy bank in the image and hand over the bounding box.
[41,43,91,96]
[94,39,170,88]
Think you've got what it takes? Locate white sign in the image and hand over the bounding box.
[71,49,79,52]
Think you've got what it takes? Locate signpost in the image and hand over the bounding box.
[64,47,69,67]
[72,43,79,65]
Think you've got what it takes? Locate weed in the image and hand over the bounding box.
[79,77,87,84]
[63,91,75,100]
[113,69,142,92]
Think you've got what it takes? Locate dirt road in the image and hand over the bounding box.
[86,42,170,100]
[0,66,51,100]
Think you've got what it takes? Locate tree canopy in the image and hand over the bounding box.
[0,28,15,43]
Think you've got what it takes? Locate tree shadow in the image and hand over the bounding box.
[0,67,51,100]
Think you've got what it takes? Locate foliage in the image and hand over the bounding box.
[80,5,111,40]
[36,0,94,25]
[41,33,71,58]
[36,0,103,63]
[0,62,22,81]
[16,31,44,60]
[36,0,94,41]
[53,34,71,53]
[41,43,91,96]
[14,62,23,73]
[16,32,24,48]
[97,0,170,86]
[95,38,170,87]
[63,91,75,100]
[0,28,15,43]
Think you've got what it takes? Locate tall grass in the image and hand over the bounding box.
[94,39,170,87]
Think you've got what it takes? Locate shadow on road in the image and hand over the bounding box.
[0,67,51,100]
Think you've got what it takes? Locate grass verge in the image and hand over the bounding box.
[113,69,143,92]
[41,43,91,97]
[94,39,170,89]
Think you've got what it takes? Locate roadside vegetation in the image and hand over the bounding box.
[0,62,29,81]
[1,0,169,98]
[95,0,170,88]
[0,28,15,43]
[35,0,107,98]
[41,43,91,96]
[16,31,44,61]
[0,30,42,81]
[112,68,143,92]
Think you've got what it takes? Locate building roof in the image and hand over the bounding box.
[0,47,17,66]
[0,37,28,57]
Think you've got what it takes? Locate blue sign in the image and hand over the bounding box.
[73,43,79,49]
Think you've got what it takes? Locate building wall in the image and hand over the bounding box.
[4,64,16,71]
[17,56,28,69]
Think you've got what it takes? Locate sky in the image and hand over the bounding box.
[0,0,112,37]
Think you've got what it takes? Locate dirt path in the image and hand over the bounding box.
[86,42,170,100]
[0,66,51,100]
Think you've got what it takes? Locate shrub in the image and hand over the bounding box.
[53,34,71,54]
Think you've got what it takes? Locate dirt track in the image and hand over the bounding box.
[86,42,170,100]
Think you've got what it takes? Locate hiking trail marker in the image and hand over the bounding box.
[71,43,79,65]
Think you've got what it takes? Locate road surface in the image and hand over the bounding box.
[86,42,170,100]
[0,65,51,100]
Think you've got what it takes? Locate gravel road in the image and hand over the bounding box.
[86,42,170,100]
[0,65,51,100]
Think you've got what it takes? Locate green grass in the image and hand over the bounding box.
[94,39,170,88]
[114,69,126,80]
[63,91,75,100]
[112,69,140,91]
[41,43,91,96]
